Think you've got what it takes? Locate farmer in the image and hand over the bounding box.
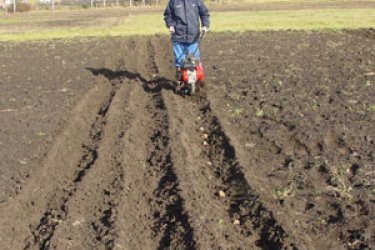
[163,0,210,78]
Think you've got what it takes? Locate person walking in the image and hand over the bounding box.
[164,0,210,78]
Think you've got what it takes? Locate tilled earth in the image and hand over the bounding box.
[0,30,374,249]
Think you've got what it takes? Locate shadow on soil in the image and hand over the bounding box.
[87,68,175,93]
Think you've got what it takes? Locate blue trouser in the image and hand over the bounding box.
[173,41,200,68]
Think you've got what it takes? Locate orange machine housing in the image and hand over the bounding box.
[196,62,205,81]
[181,62,205,83]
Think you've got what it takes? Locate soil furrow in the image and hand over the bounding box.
[108,70,196,248]
[112,79,158,249]
[88,136,125,249]
[147,92,196,249]
[26,141,98,249]
[44,77,133,249]
[24,79,121,249]
[197,97,296,249]
[163,90,261,249]
[1,31,374,250]
[89,89,129,249]
[0,76,114,250]
[142,42,196,247]
[152,40,264,248]
[139,39,196,248]
[146,39,160,77]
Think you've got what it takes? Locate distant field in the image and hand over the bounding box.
[0,3,374,41]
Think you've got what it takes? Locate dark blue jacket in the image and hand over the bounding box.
[164,0,210,43]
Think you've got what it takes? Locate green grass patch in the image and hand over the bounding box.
[0,8,374,41]
[0,15,56,24]
[212,9,375,32]
[0,19,24,25]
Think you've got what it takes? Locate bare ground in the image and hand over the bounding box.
[0,30,374,249]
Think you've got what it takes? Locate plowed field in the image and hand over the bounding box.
[0,30,374,249]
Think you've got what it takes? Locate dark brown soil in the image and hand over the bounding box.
[0,29,374,249]
[204,29,375,249]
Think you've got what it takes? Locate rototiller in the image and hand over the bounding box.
[174,33,206,95]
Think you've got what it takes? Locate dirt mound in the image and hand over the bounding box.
[0,30,374,249]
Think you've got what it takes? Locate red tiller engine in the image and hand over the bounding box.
[181,61,204,83]
[173,32,207,95]
[177,55,204,95]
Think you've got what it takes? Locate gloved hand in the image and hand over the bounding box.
[169,26,175,34]
[202,26,209,33]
